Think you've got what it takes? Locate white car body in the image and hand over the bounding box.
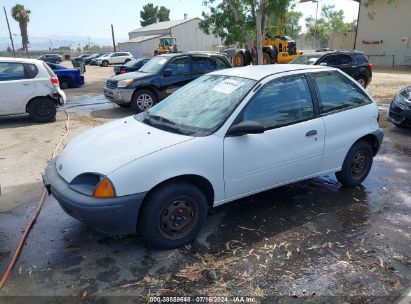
[56,65,380,205]
[0,57,66,116]
[96,52,133,65]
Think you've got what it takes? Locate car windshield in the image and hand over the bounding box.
[290,55,321,65]
[136,75,257,135]
[139,56,168,73]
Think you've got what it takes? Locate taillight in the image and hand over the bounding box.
[120,70,125,74]
[369,63,373,72]
[50,76,59,86]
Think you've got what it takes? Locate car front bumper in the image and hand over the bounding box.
[104,87,133,105]
[43,158,146,235]
[389,101,411,127]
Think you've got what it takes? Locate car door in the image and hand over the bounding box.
[310,71,375,173]
[223,74,326,199]
[160,56,192,96]
[0,62,37,115]
[337,54,356,77]
[191,56,216,79]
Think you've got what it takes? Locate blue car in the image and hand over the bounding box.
[47,63,85,89]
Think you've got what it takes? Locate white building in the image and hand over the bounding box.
[355,0,411,67]
[118,17,221,58]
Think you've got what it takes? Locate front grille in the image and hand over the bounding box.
[106,80,117,89]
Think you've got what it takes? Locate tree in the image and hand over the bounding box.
[11,4,31,52]
[89,45,101,52]
[140,3,170,26]
[200,0,291,64]
[305,5,353,43]
[157,6,170,22]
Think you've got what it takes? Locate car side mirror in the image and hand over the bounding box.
[227,120,265,136]
[163,69,173,77]
[319,62,327,66]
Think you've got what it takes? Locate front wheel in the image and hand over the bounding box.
[131,89,157,112]
[101,60,109,67]
[140,181,208,249]
[28,98,56,123]
[233,52,245,67]
[335,141,373,187]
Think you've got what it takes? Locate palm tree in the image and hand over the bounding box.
[11,4,31,52]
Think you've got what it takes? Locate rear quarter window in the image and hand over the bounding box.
[42,62,56,77]
[352,53,369,64]
[25,64,39,78]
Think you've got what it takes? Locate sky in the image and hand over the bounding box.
[1,0,359,43]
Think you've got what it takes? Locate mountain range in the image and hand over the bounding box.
[0,35,129,51]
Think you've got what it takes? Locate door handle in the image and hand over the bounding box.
[21,83,30,86]
[306,130,317,137]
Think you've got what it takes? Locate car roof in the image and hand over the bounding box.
[209,64,333,81]
[301,50,365,56]
[157,52,225,59]
[0,57,44,64]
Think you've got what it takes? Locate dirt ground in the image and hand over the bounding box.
[0,64,410,302]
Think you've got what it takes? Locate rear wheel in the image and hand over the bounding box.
[263,52,271,65]
[59,78,71,89]
[356,76,367,88]
[131,89,157,113]
[140,181,208,249]
[335,141,373,187]
[233,52,245,67]
[28,98,56,123]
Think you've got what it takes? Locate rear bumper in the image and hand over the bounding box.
[104,87,133,104]
[43,158,146,235]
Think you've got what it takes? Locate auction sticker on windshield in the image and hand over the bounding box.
[212,79,244,94]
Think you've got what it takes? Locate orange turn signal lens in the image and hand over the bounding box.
[93,178,116,198]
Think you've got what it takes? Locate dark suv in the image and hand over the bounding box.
[37,54,63,64]
[104,52,232,112]
[290,50,373,88]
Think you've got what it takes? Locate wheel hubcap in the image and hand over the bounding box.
[158,197,198,240]
[136,94,153,111]
[350,151,369,180]
[36,104,50,117]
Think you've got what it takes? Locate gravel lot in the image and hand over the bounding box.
[0,63,410,301]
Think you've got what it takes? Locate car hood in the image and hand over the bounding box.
[56,116,193,183]
[110,71,154,81]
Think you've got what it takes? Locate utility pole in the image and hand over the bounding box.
[111,24,116,52]
[313,0,319,44]
[4,6,16,57]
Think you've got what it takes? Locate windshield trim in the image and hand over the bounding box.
[135,75,259,137]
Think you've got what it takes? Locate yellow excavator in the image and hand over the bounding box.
[154,37,179,56]
[233,35,302,66]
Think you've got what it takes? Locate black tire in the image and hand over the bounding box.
[102,60,109,67]
[263,52,271,65]
[131,89,157,113]
[27,98,56,123]
[154,50,159,56]
[140,181,208,249]
[118,103,130,108]
[356,76,367,88]
[59,78,71,89]
[335,141,373,187]
[125,59,131,63]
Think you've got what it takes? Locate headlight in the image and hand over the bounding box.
[394,93,411,108]
[70,173,116,198]
[117,79,133,88]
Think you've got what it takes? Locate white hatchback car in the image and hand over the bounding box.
[0,57,66,122]
[44,65,383,249]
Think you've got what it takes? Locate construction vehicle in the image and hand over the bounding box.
[154,37,179,56]
[233,35,302,66]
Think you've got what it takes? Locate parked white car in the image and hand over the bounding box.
[95,52,133,67]
[44,65,383,249]
[0,57,66,122]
